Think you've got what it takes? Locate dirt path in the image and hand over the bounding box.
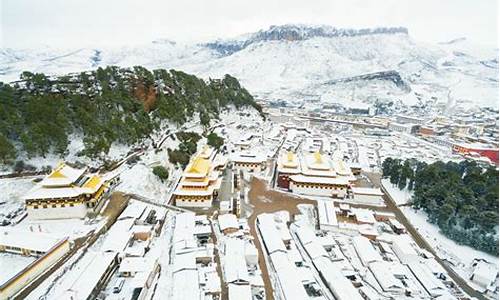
[246,177,317,300]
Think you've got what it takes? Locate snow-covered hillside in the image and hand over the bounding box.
[1,24,497,109]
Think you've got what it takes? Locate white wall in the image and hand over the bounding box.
[27,204,88,220]
[290,182,346,198]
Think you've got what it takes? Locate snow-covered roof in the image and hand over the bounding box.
[230,152,266,163]
[118,257,156,274]
[304,242,328,260]
[289,174,349,185]
[219,214,239,231]
[471,260,498,286]
[269,251,309,300]
[224,238,249,283]
[407,260,447,297]
[368,261,404,292]
[118,201,148,220]
[100,218,134,252]
[23,171,105,201]
[228,283,252,300]
[392,234,419,257]
[39,163,86,187]
[0,229,66,253]
[352,208,376,224]
[172,269,200,300]
[173,212,196,247]
[256,214,286,254]
[173,252,196,273]
[53,251,117,300]
[352,236,382,266]
[351,187,384,196]
[317,200,338,228]
[332,159,353,176]
[314,255,364,300]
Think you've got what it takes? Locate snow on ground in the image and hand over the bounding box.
[0,253,36,285]
[0,177,37,217]
[381,178,412,205]
[401,207,498,267]
[383,173,499,292]
[115,163,170,203]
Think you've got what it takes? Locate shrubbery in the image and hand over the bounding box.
[152,166,169,181]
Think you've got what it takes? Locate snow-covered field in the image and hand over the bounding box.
[0,177,37,218]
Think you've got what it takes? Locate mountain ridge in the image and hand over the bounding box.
[204,24,409,56]
[0,24,497,110]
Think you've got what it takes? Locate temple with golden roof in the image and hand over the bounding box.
[23,163,111,219]
[277,151,301,189]
[173,147,222,208]
[277,150,352,198]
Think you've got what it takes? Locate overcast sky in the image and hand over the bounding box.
[1,0,498,48]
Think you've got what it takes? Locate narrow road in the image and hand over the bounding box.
[364,172,486,300]
[246,177,317,300]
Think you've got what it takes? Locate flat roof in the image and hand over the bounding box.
[173,269,200,300]
[219,214,239,231]
[352,236,382,266]
[351,187,384,196]
[228,283,252,300]
[257,214,286,254]
[224,238,249,284]
[0,229,66,253]
[269,251,309,300]
[317,200,338,228]
[368,261,404,292]
[118,257,156,274]
[51,251,117,300]
[352,208,376,224]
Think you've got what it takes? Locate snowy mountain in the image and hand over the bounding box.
[1,24,498,110]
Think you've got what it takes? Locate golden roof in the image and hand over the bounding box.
[48,163,67,179]
[83,175,102,189]
[188,157,211,175]
[314,151,323,164]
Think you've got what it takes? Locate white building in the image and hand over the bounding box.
[470,260,498,291]
[231,152,266,172]
[23,163,112,220]
[352,236,382,267]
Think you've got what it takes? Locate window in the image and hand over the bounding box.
[52,204,57,208]
[70,203,74,207]
[61,204,66,208]
[34,205,38,209]
[43,205,48,209]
